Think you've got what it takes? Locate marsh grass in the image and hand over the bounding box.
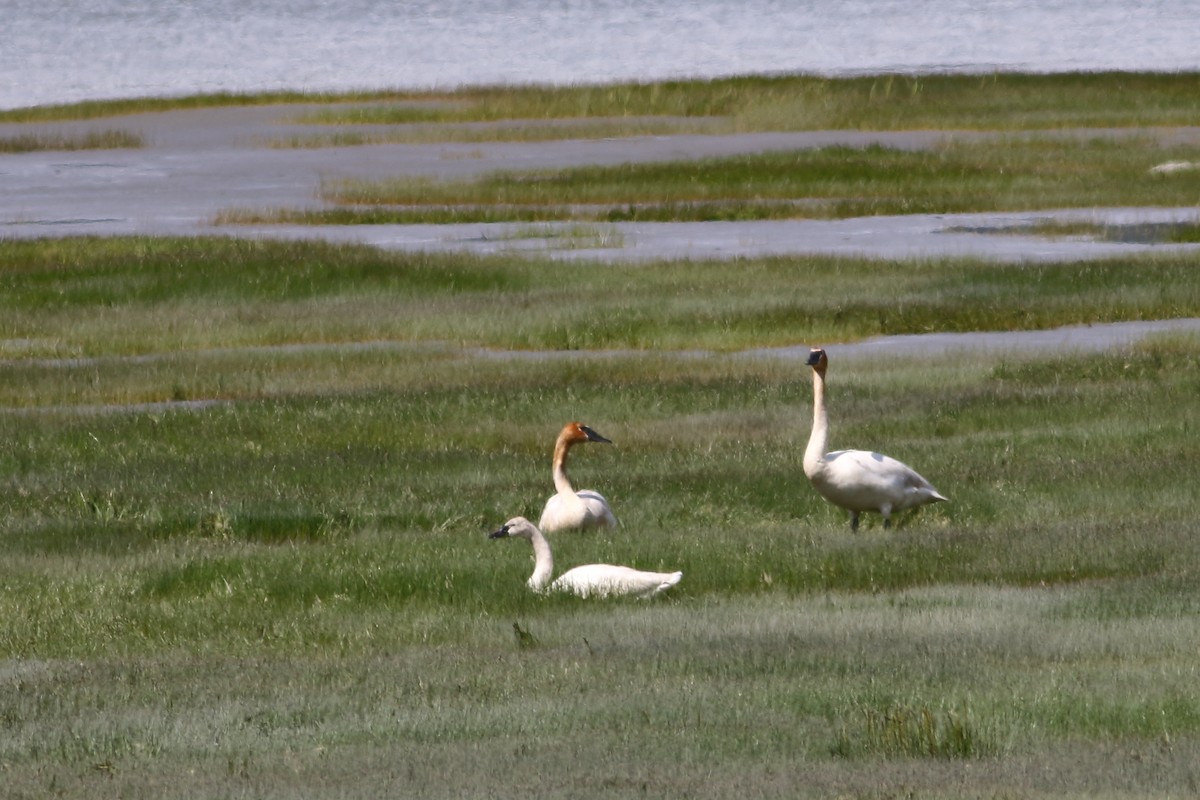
[0,129,144,152]
[7,71,1200,137]
[265,116,729,148]
[2,237,1197,366]
[832,703,985,759]
[2,235,1200,797]
[973,219,1200,244]
[496,223,627,249]
[277,72,1200,133]
[247,136,1200,224]
[0,89,412,123]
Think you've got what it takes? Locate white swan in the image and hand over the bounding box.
[489,516,682,598]
[804,348,947,531]
[538,421,618,533]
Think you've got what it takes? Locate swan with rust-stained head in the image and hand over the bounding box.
[489,516,681,598]
[538,422,618,533]
[803,348,946,531]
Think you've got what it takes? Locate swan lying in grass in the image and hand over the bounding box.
[538,422,618,533]
[804,348,947,531]
[489,516,681,598]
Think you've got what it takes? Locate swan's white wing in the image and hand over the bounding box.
[539,490,617,532]
[538,493,573,532]
[576,490,618,528]
[551,564,682,598]
[817,449,945,512]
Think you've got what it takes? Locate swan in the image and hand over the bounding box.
[489,516,682,598]
[538,421,618,533]
[803,348,947,531]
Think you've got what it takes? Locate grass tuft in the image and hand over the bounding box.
[832,703,989,759]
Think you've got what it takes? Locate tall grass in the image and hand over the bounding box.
[237,136,1200,224]
[2,238,1197,369]
[0,129,143,153]
[2,235,1199,797]
[7,72,1200,134]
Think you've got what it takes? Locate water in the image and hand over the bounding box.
[2,0,1197,111]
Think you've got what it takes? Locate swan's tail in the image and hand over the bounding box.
[650,571,683,597]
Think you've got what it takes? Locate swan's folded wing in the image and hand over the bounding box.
[826,449,932,491]
[540,490,617,532]
[552,564,681,598]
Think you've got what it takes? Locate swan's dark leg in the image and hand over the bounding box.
[883,515,892,530]
[850,511,860,532]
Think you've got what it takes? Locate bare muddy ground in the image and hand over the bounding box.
[3,104,1200,262]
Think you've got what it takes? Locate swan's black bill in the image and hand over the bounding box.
[488,524,510,539]
[580,425,612,444]
[806,348,826,366]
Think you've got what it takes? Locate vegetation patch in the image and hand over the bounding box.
[215,136,1200,225]
[2,65,1200,787]
[832,703,989,759]
[0,129,143,152]
[2,237,1198,362]
[950,219,1200,244]
[7,72,1200,136]
[266,116,728,148]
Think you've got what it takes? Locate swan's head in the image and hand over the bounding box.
[560,421,613,446]
[806,348,828,375]
[488,516,538,540]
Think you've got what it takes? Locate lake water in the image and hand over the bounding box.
[3,0,1198,111]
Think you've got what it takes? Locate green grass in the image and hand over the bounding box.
[216,136,1200,225]
[966,219,1200,244]
[0,129,144,153]
[0,89,413,123]
[4,71,1200,797]
[2,234,1200,796]
[7,71,1200,133]
[1,237,1197,368]
[265,116,728,148]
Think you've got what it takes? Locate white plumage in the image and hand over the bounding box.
[489,517,681,598]
[538,422,618,533]
[803,348,947,531]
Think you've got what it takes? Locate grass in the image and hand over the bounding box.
[1,233,1200,797]
[496,223,627,249]
[1,237,1199,366]
[0,89,412,123]
[265,116,728,148]
[3,70,1200,796]
[9,72,1200,133]
[213,135,1200,226]
[961,219,1200,244]
[0,129,144,153]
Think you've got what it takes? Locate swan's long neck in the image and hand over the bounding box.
[804,367,830,477]
[526,526,555,591]
[551,438,575,496]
